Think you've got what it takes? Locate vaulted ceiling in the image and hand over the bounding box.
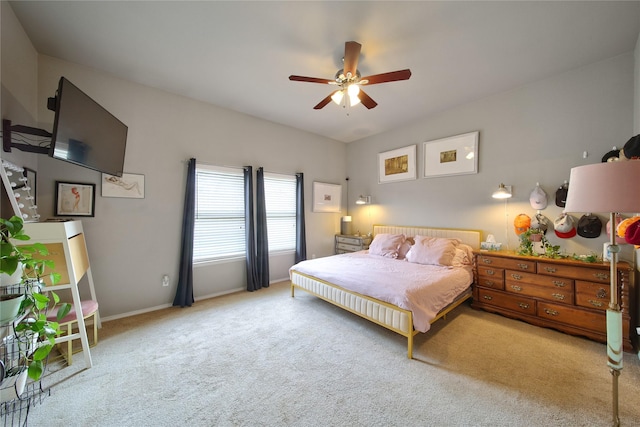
[9,1,640,143]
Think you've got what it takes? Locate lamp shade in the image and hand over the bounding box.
[564,161,640,213]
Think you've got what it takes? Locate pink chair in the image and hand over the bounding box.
[46,300,99,365]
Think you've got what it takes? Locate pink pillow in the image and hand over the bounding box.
[405,236,458,266]
[368,233,406,258]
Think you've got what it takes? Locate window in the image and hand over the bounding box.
[263,172,296,252]
[194,164,245,262]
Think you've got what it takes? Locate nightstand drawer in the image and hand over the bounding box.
[336,236,363,246]
[336,242,362,252]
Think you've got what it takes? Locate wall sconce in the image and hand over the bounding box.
[356,195,371,205]
[492,184,512,199]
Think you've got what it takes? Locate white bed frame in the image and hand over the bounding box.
[290,225,482,359]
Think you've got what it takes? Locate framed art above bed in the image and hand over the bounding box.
[423,131,479,178]
[378,145,417,184]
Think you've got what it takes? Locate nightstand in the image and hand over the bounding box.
[335,234,371,254]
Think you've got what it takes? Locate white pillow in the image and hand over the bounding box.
[405,236,458,266]
[368,233,406,258]
[451,247,470,267]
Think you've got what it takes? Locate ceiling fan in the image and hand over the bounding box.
[289,41,411,110]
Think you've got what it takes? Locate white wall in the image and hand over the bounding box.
[347,53,635,260]
[33,56,347,318]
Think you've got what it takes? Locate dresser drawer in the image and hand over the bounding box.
[575,280,610,311]
[505,270,574,290]
[537,262,610,284]
[476,255,536,272]
[505,281,573,305]
[477,288,536,315]
[538,302,606,333]
[476,275,504,290]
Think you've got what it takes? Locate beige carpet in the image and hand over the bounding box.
[24,281,640,426]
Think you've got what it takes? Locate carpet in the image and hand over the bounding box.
[26,281,640,426]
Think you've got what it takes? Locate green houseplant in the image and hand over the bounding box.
[1,215,71,381]
[517,228,561,258]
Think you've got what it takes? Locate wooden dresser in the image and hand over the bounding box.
[472,251,636,352]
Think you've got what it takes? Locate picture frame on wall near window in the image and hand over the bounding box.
[312,182,341,213]
[101,173,145,198]
[423,131,479,178]
[55,181,96,217]
[378,144,417,184]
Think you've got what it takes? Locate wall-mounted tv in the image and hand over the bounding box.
[49,77,128,177]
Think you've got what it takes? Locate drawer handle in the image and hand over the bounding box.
[483,280,495,287]
[483,295,493,301]
[593,272,609,281]
[510,273,522,280]
[510,285,522,292]
[518,303,530,310]
[544,267,557,273]
[481,258,492,264]
[486,269,495,276]
[517,263,529,270]
[544,308,559,316]
[596,289,607,299]
[552,280,566,288]
[552,293,565,301]
[588,299,604,308]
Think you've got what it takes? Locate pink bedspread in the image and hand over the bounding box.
[290,252,473,332]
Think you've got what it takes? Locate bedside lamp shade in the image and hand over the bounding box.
[563,159,640,427]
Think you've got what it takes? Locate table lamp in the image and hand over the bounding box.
[564,160,640,426]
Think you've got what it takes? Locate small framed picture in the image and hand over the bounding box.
[312,182,342,213]
[101,173,145,198]
[55,181,96,217]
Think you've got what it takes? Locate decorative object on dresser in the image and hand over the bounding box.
[334,234,371,254]
[563,159,640,427]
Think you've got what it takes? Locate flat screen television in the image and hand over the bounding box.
[49,77,128,177]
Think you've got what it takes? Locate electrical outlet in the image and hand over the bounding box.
[162,274,169,287]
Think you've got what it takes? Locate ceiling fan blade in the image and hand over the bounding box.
[289,75,334,84]
[343,41,361,78]
[358,89,378,109]
[361,69,412,85]
[313,92,337,110]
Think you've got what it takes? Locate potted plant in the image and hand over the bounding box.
[1,215,70,381]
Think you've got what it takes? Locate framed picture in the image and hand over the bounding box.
[423,131,479,178]
[55,181,96,217]
[101,173,145,198]
[378,145,417,184]
[23,167,37,204]
[313,182,341,213]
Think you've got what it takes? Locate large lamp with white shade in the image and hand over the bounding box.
[563,160,640,426]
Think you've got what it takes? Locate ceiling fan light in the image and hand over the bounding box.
[347,84,360,97]
[349,92,361,107]
[331,90,344,105]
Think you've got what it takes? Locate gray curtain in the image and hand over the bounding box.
[173,158,196,307]
[244,166,260,291]
[295,172,307,263]
[256,168,270,289]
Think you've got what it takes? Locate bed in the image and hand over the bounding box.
[289,225,481,358]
